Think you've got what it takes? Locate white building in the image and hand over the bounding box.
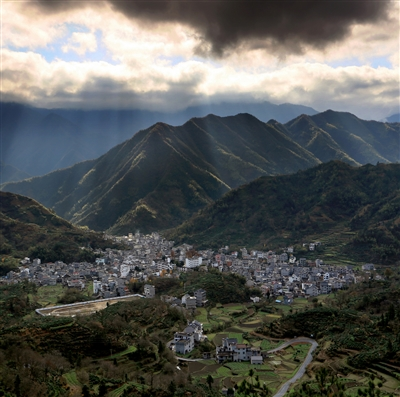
[174,332,195,354]
[185,257,203,268]
[184,320,203,342]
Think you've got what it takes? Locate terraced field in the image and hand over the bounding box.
[190,301,325,395]
[187,344,309,395]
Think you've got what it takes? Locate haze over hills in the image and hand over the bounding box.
[2,110,399,235]
[0,161,31,183]
[1,103,101,180]
[0,100,318,182]
[384,113,400,123]
[167,161,400,264]
[2,113,320,234]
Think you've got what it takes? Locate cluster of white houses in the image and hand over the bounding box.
[173,320,204,354]
[216,338,264,365]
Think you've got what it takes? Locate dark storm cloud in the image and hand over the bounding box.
[34,0,391,56]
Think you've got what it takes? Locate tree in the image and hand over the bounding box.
[206,374,214,390]
[98,382,107,397]
[248,368,255,385]
[82,384,90,397]
[167,380,176,396]
[158,340,165,354]
[14,374,21,397]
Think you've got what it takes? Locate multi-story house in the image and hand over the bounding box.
[174,332,195,354]
[144,284,155,298]
[194,289,207,307]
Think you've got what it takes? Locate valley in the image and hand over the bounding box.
[1,109,399,397]
[4,0,400,395]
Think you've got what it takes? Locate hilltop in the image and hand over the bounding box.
[0,101,318,181]
[284,110,399,165]
[0,191,120,271]
[167,161,400,264]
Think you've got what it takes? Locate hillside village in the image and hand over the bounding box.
[3,231,378,303]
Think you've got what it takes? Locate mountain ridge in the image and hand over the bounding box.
[166,161,400,264]
[2,113,320,234]
[0,100,319,181]
[2,110,399,235]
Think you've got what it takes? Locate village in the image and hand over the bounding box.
[0,231,384,372]
[3,231,376,302]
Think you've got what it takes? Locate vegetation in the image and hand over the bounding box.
[0,272,399,396]
[2,112,321,234]
[0,191,124,272]
[285,110,399,166]
[258,272,400,396]
[149,270,260,305]
[167,161,400,264]
[0,289,199,396]
[3,110,397,235]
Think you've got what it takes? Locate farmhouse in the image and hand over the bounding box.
[216,338,263,363]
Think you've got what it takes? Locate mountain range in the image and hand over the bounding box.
[2,110,399,235]
[0,101,318,181]
[167,161,400,264]
[1,112,321,234]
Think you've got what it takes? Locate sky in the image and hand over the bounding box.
[2,0,399,120]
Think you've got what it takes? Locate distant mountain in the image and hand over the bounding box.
[384,113,400,123]
[1,103,101,177]
[2,113,320,234]
[282,110,399,165]
[0,161,30,184]
[0,191,118,265]
[1,101,318,180]
[166,161,400,264]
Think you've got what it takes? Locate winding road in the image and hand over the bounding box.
[269,337,318,397]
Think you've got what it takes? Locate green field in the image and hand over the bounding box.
[35,284,64,306]
[63,371,81,387]
[109,345,137,359]
[34,282,94,307]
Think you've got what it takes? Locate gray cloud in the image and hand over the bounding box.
[34,0,391,56]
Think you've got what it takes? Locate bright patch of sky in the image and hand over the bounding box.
[327,56,393,69]
[157,55,186,66]
[369,56,393,69]
[1,1,398,120]
[4,22,119,65]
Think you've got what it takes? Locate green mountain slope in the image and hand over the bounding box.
[0,191,118,266]
[166,161,400,263]
[2,113,319,234]
[283,110,399,164]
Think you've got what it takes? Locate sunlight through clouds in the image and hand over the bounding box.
[2,1,399,119]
